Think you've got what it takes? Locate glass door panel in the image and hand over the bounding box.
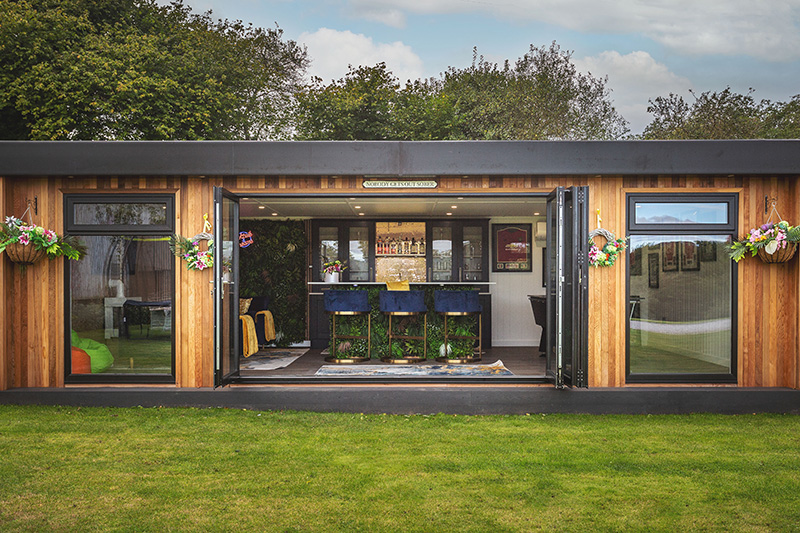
[462,226,484,282]
[349,226,370,281]
[318,227,339,280]
[213,187,239,387]
[431,226,453,281]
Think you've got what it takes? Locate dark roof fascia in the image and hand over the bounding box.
[0,140,798,177]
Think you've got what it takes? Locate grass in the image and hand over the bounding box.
[1,406,799,532]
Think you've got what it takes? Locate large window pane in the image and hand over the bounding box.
[628,235,732,375]
[69,235,173,375]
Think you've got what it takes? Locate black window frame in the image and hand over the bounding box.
[626,192,738,384]
[64,193,176,384]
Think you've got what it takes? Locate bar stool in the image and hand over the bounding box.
[434,290,482,363]
[324,290,371,363]
[379,290,427,363]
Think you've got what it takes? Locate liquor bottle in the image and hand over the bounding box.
[403,237,410,254]
[411,237,417,255]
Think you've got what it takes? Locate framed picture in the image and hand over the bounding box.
[648,253,660,289]
[630,247,642,276]
[662,242,678,272]
[681,241,700,271]
[492,223,532,272]
[699,241,717,262]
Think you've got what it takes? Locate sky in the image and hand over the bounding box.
[177,0,800,134]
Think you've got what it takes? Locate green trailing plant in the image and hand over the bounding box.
[239,220,307,347]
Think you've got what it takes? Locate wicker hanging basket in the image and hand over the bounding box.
[756,242,797,264]
[5,243,46,265]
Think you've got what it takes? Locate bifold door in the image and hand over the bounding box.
[214,187,240,387]
[546,186,589,388]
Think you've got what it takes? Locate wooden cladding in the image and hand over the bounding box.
[1,174,798,390]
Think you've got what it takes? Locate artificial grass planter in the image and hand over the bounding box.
[330,286,479,360]
[1,406,799,532]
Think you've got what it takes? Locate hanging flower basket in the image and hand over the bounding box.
[729,221,800,264]
[4,242,47,265]
[756,242,797,264]
[0,216,87,266]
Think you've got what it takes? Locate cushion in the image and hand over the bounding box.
[239,298,253,315]
[379,290,427,313]
[324,290,371,313]
[434,290,482,313]
[71,347,92,374]
[70,331,115,373]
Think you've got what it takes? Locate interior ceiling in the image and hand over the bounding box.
[240,196,547,219]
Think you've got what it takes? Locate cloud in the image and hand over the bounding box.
[573,51,693,134]
[299,28,425,84]
[347,0,800,61]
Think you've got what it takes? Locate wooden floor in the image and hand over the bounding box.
[241,346,547,378]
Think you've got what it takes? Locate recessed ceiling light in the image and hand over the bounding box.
[358,212,365,216]
[354,205,361,209]
[457,197,464,200]
[451,205,457,209]
[534,212,540,216]
[446,212,453,216]
[258,205,265,209]
[272,212,279,216]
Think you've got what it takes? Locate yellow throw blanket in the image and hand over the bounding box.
[386,280,410,291]
[240,315,258,358]
[255,310,276,342]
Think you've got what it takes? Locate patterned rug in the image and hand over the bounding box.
[315,360,513,376]
[240,349,307,371]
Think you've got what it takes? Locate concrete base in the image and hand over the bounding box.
[2,386,799,415]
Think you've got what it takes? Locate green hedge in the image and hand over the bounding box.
[238,220,307,347]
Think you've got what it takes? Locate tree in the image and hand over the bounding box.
[295,43,629,140]
[440,43,629,140]
[0,0,308,140]
[641,88,800,139]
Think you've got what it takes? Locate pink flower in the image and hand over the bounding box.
[18,234,30,245]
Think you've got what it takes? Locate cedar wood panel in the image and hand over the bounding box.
[1,175,798,389]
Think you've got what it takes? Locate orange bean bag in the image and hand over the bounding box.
[71,347,92,374]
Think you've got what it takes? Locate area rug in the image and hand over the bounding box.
[240,349,307,371]
[315,360,513,376]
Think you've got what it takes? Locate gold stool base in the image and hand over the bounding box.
[380,356,426,364]
[324,356,370,364]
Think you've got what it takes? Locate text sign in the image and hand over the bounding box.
[363,180,438,189]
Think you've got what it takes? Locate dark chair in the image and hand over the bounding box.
[528,295,546,355]
[434,290,482,363]
[324,290,371,362]
[379,290,427,362]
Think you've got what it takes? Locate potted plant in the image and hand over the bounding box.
[0,216,86,265]
[322,260,346,283]
[729,221,800,263]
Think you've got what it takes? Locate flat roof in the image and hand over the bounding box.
[0,140,798,177]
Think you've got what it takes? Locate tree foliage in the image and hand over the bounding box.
[642,88,800,139]
[295,43,629,141]
[0,0,308,140]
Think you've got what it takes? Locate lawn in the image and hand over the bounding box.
[1,406,799,532]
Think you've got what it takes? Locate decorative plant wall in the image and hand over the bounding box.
[238,220,307,347]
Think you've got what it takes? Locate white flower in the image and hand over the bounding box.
[765,240,779,255]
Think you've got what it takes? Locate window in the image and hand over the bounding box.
[65,195,175,383]
[626,194,737,383]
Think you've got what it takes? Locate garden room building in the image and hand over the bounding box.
[0,140,799,413]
